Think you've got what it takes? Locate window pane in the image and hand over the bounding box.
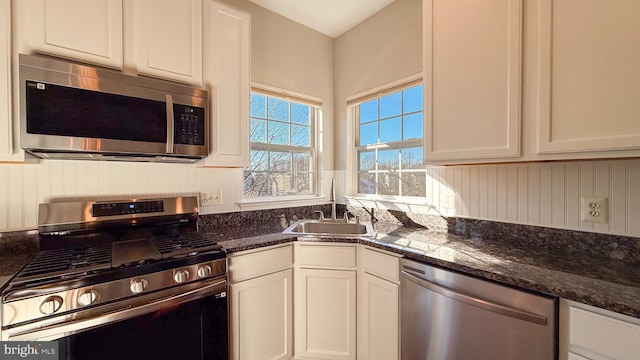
[358,172,375,194]
[268,98,289,121]
[249,150,268,171]
[360,99,378,123]
[402,172,426,197]
[359,122,378,146]
[292,172,312,194]
[403,85,423,113]
[293,152,311,172]
[270,151,292,172]
[401,147,423,169]
[378,149,399,170]
[250,118,266,143]
[270,173,291,195]
[403,113,423,140]
[380,92,401,118]
[380,117,402,143]
[268,121,289,145]
[291,103,310,125]
[244,172,270,196]
[250,94,266,117]
[378,171,399,196]
[291,124,310,147]
[358,150,376,171]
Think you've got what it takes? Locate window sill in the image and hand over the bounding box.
[237,195,329,211]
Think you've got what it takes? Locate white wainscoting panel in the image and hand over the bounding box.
[426,159,640,237]
[0,161,244,231]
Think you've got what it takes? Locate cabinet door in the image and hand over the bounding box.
[0,0,16,160]
[27,0,123,69]
[358,273,399,360]
[296,269,357,360]
[537,0,640,154]
[134,0,202,85]
[201,1,250,167]
[424,0,522,161]
[230,269,293,360]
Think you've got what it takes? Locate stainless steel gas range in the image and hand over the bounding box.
[1,196,228,360]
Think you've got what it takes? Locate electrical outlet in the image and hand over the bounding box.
[443,188,455,209]
[581,196,608,224]
[200,189,222,206]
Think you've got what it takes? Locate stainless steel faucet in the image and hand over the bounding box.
[329,177,337,221]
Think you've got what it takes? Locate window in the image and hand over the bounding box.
[353,81,425,197]
[244,89,320,198]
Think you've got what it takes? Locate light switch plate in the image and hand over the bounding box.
[201,189,222,206]
[581,196,608,224]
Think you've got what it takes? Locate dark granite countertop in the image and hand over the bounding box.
[1,217,638,320]
[209,221,640,319]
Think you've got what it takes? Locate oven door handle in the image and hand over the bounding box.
[4,279,226,341]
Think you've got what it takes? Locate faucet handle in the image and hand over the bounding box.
[343,211,359,223]
[314,210,325,221]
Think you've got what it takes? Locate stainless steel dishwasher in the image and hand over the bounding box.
[401,258,557,360]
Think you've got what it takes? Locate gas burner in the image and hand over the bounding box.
[153,233,223,258]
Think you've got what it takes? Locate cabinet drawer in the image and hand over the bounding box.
[228,244,294,283]
[569,306,640,359]
[298,243,357,269]
[362,247,400,283]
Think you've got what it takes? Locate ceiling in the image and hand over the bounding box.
[249,0,396,38]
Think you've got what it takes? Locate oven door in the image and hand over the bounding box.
[3,278,228,360]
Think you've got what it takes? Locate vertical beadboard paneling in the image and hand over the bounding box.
[22,165,38,227]
[565,162,581,229]
[517,164,528,223]
[506,165,518,222]
[487,165,497,219]
[468,166,478,217]
[528,164,540,224]
[629,160,640,235]
[539,163,553,226]
[8,165,23,229]
[552,163,566,227]
[580,162,595,231]
[610,160,628,234]
[496,165,508,221]
[477,165,488,219]
[594,161,611,233]
[0,165,8,230]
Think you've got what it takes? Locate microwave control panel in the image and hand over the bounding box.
[174,105,205,146]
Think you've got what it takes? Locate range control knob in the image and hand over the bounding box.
[130,279,148,294]
[197,265,212,278]
[78,290,99,306]
[40,296,63,315]
[174,269,190,283]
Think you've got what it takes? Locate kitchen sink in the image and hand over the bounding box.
[282,219,375,238]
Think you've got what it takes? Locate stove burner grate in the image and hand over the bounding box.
[152,233,222,258]
[12,243,112,284]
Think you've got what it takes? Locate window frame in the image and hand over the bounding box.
[242,83,323,204]
[347,74,427,201]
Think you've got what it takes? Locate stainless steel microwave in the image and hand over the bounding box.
[19,54,208,163]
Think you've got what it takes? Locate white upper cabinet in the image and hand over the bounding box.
[424,0,522,162]
[26,0,123,69]
[537,0,640,154]
[0,0,21,161]
[133,0,203,85]
[201,1,250,167]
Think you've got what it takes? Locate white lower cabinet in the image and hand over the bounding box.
[358,247,400,360]
[295,268,357,360]
[560,299,640,360]
[295,243,358,360]
[228,244,294,360]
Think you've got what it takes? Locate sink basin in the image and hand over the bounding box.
[283,219,375,238]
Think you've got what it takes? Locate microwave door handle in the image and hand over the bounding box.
[166,94,174,154]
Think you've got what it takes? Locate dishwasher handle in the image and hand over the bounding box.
[401,269,548,325]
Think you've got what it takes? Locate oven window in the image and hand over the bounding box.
[56,294,227,360]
